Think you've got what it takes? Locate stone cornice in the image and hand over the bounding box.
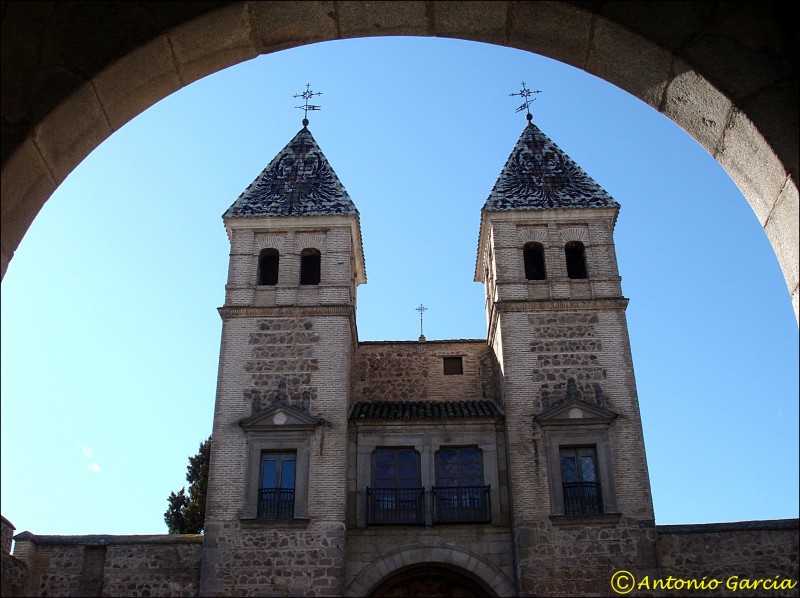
[218,305,355,319]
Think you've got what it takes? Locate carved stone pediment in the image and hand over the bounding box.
[533,399,618,429]
[239,402,323,432]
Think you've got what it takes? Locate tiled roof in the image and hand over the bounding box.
[349,400,503,421]
[482,122,618,211]
[224,127,358,217]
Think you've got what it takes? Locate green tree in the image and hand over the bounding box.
[164,436,210,534]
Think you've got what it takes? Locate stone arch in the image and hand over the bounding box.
[2,2,797,320]
[346,546,515,597]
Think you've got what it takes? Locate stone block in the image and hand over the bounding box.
[508,1,593,70]
[595,1,713,54]
[337,1,427,37]
[740,81,799,187]
[661,62,731,157]
[764,181,799,298]
[93,36,181,131]
[433,1,506,43]
[0,139,57,279]
[251,1,338,53]
[716,109,788,226]
[33,83,112,184]
[170,3,259,86]
[585,16,672,109]
[682,23,786,102]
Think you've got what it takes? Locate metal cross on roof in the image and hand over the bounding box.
[510,81,542,122]
[416,304,427,338]
[294,83,322,126]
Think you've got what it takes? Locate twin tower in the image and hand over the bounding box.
[201,115,656,596]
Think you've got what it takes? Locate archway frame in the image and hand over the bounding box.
[2,1,797,322]
[346,545,516,597]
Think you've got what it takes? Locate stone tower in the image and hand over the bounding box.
[475,119,658,595]
[200,124,365,596]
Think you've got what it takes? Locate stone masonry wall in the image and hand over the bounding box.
[11,534,202,597]
[352,340,496,404]
[528,311,605,403]
[656,520,800,597]
[516,517,659,596]
[245,317,320,413]
[202,523,345,596]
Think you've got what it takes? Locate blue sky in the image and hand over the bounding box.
[1,37,797,536]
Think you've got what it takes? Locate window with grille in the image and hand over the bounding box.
[433,447,490,523]
[560,447,603,515]
[259,452,296,519]
[367,448,423,525]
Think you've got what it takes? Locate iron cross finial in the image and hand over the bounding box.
[293,83,322,127]
[416,304,428,338]
[510,81,542,122]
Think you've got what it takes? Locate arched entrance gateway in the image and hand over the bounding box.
[347,547,516,597]
[370,565,494,598]
[1,2,797,320]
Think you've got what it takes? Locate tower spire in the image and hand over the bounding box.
[293,83,322,127]
[510,81,541,122]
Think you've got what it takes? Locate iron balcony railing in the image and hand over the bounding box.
[433,485,491,523]
[258,488,295,519]
[366,487,425,525]
[562,481,603,516]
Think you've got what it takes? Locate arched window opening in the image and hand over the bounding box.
[257,248,279,286]
[523,242,547,280]
[565,241,588,279]
[300,248,321,285]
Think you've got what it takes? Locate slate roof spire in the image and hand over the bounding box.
[223,126,358,218]
[482,117,618,211]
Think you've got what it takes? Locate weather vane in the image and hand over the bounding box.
[510,81,542,122]
[416,304,427,341]
[294,83,322,126]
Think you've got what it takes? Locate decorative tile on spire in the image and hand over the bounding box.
[483,122,618,211]
[224,127,358,217]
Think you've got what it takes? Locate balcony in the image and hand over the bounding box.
[366,486,493,525]
[366,487,425,525]
[258,488,295,519]
[433,485,491,523]
[562,481,603,516]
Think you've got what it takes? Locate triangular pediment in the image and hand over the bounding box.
[224,127,358,218]
[239,401,323,431]
[533,399,618,427]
